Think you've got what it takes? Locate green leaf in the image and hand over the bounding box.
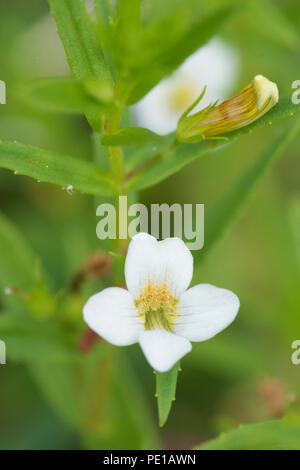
[94,0,116,27]
[155,362,180,427]
[124,2,237,104]
[19,77,114,115]
[129,97,300,191]
[102,128,170,147]
[197,118,300,263]
[0,211,38,313]
[0,140,115,196]
[246,0,299,50]
[48,0,111,82]
[0,212,36,291]
[48,0,113,130]
[196,417,300,450]
[0,312,78,363]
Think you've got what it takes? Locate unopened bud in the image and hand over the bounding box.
[177,75,279,143]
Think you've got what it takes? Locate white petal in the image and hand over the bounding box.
[83,287,143,346]
[174,284,240,342]
[125,233,193,298]
[125,233,161,298]
[139,329,191,372]
[158,238,193,296]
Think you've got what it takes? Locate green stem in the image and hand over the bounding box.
[104,107,128,256]
[105,109,125,188]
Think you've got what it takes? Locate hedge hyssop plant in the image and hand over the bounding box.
[1,0,300,448]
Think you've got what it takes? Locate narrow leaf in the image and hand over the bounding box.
[48,0,111,82]
[102,128,170,147]
[155,362,180,427]
[197,118,300,263]
[196,417,300,450]
[19,77,114,115]
[48,0,113,130]
[125,2,237,104]
[0,140,115,196]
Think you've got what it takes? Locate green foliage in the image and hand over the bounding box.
[19,77,115,115]
[0,311,78,363]
[196,417,300,450]
[197,118,300,263]
[102,1,238,104]
[47,0,113,130]
[155,362,181,427]
[0,140,115,196]
[1,0,300,449]
[129,97,300,191]
[47,0,111,82]
[102,127,170,147]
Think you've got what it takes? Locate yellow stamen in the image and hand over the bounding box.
[135,283,178,332]
[168,82,196,113]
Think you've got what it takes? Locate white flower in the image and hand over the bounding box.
[133,37,240,135]
[83,233,240,372]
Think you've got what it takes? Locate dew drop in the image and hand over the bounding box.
[66,184,74,195]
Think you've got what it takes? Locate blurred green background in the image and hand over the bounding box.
[0,0,300,450]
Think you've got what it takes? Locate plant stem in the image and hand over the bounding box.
[104,107,128,255]
[105,108,125,188]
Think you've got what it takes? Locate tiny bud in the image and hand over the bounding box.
[177,75,279,143]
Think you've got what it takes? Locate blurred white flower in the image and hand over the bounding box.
[83,233,239,372]
[133,37,240,135]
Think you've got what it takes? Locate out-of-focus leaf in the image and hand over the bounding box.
[19,78,114,115]
[0,211,38,312]
[186,333,271,379]
[0,312,78,363]
[246,0,299,50]
[102,128,170,147]
[0,140,115,196]
[129,98,300,191]
[0,212,36,291]
[196,118,300,264]
[289,199,300,269]
[155,362,180,427]
[123,3,237,104]
[30,347,159,449]
[94,0,116,27]
[196,417,300,450]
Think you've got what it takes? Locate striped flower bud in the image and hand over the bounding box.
[177,75,279,143]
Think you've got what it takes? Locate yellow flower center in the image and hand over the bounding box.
[134,283,178,332]
[168,82,196,113]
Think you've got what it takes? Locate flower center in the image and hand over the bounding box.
[134,283,178,332]
[168,82,196,113]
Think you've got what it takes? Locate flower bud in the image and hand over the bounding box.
[176,75,279,143]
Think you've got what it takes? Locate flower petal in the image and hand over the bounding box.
[125,233,193,298]
[158,237,193,296]
[138,329,192,372]
[83,287,143,346]
[174,284,240,342]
